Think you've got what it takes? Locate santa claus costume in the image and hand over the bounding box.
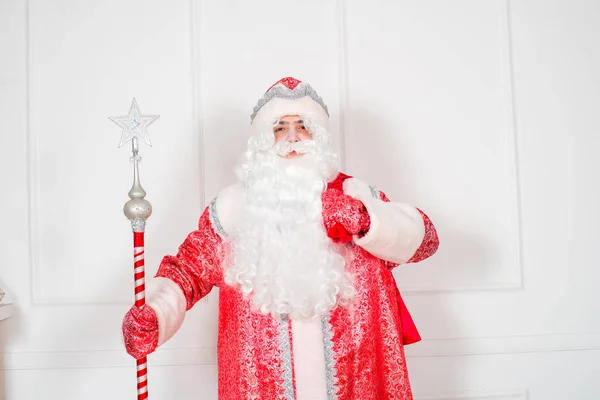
[122,77,439,400]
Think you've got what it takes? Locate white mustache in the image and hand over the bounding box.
[273,140,317,157]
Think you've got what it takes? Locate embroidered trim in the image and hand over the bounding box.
[369,185,379,200]
[369,184,381,200]
[130,218,146,232]
[208,197,228,239]
[278,316,295,400]
[321,314,338,399]
[250,82,330,122]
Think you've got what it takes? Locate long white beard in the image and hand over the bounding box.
[223,121,355,320]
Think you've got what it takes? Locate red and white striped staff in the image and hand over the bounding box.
[110,98,159,400]
[131,231,149,399]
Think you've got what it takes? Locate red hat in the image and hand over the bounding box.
[250,77,330,130]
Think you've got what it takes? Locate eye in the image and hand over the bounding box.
[274,127,284,132]
[299,126,306,130]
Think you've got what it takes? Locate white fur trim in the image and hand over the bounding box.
[145,277,187,346]
[343,178,425,264]
[251,96,329,135]
[291,317,328,400]
[214,182,245,237]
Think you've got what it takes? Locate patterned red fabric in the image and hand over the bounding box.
[155,209,224,310]
[122,304,159,359]
[218,285,288,399]
[322,188,370,243]
[268,76,302,92]
[326,171,352,191]
[407,209,439,263]
[138,172,439,399]
[330,245,414,399]
[333,174,425,347]
[154,208,289,399]
[395,286,421,345]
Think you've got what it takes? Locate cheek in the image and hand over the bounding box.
[300,131,313,140]
[273,131,285,143]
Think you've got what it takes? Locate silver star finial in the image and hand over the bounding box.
[109,98,159,148]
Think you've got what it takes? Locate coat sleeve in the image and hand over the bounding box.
[343,177,439,266]
[144,199,228,347]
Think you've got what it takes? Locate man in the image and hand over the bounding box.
[122,77,439,399]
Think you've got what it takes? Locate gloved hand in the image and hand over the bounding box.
[321,188,370,243]
[122,304,159,359]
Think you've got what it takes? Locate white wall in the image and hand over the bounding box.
[1,0,599,399]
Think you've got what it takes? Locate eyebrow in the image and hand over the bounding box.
[277,119,304,125]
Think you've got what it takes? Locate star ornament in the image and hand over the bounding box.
[109,98,160,148]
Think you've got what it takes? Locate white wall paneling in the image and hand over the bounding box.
[342,0,523,294]
[1,0,599,399]
[27,0,200,306]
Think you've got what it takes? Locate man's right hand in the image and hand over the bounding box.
[122,304,159,359]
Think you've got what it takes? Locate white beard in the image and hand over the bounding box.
[223,121,355,320]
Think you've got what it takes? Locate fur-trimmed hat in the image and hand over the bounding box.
[250,77,330,130]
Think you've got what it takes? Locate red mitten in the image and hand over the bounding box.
[322,188,370,243]
[122,304,159,359]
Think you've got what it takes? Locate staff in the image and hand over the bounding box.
[110,98,159,399]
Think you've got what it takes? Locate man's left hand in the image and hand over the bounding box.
[322,188,370,243]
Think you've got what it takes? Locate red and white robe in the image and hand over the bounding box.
[144,173,439,399]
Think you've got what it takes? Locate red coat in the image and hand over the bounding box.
[147,173,439,399]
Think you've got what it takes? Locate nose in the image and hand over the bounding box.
[286,126,300,142]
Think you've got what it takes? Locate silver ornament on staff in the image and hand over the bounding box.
[109,98,159,400]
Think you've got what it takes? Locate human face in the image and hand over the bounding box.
[273,115,313,158]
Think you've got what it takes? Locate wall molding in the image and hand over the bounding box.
[0,347,216,371]
[25,0,206,306]
[416,388,528,400]
[400,280,522,296]
[497,0,524,294]
[190,0,205,212]
[335,0,349,172]
[404,332,600,358]
[2,333,598,371]
[28,0,522,304]
[335,0,524,295]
